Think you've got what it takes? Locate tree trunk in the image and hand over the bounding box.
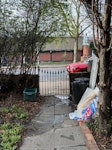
[98,2,112,135]
[98,48,111,136]
[73,36,79,62]
[73,4,80,63]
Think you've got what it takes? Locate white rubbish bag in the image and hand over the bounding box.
[69,96,98,121]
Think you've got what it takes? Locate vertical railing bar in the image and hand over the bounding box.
[53,69,54,95]
[57,69,59,95]
[62,69,64,96]
[38,66,40,95]
[65,69,66,95]
[46,69,48,96]
[52,69,54,96]
[58,70,59,95]
[45,69,47,96]
[59,69,61,96]
[50,70,51,96]
[46,69,47,96]
[63,69,64,97]
[63,69,64,96]
[65,70,66,96]
[47,69,48,96]
[40,68,42,95]
[61,69,62,96]
[65,69,67,95]
[46,69,49,95]
[65,69,67,96]
[64,69,65,95]
[51,69,52,96]
[59,69,60,95]
[44,69,46,96]
[60,69,61,95]
[66,72,70,96]
[51,71,54,93]
[51,69,52,95]
[43,68,44,96]
[39,67,41,95]
[67,71,70,95]
[54,69,55,95]
[44,68,47,96]
[55,69,56,95]
[42,68,44,96]
[60,69,62,96]
[55,69,58,95]
[53,70,54,95]
[65,68,67,95]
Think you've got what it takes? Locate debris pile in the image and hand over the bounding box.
[69,54,99,121]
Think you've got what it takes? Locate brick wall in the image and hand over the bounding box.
[39,52,51,61]
[39,50,83,62]
[39,51,74,62]
[52,52,73,61]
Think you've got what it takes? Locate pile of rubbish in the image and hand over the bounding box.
[69,54,99,121]
[69,87,99,121]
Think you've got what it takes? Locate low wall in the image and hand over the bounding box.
[0,74,39,95]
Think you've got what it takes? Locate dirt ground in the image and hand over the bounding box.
[92,131,112,150]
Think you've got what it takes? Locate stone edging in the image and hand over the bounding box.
[79,121,99,150]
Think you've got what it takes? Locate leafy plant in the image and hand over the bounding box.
[1,105,27,120]
[0,141,14,150]
[0,122,23,150]
[16,113,27,119]
[1,107,9,113]
[0,122,10,130]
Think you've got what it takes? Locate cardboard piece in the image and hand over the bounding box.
[77,87,99,110]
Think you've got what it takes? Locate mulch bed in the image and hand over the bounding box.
[86,118,112,150]
[0,94,42,124]
[92,132,112,150]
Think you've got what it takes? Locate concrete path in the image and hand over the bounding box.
[20,96,88,150]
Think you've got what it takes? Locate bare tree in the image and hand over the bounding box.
[58,0,92,62]
[81,0,112,136]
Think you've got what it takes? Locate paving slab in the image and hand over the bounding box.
[20,96,88,150]
[55,103,71,115]
[54,127,86,147]
[62,119,79,128]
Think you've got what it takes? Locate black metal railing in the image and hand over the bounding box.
[38,66,69,96]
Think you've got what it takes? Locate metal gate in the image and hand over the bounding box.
[39,66,69,96]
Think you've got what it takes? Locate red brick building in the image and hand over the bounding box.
[39,37,83,62]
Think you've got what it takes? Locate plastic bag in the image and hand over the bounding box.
[69,96,98,121]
